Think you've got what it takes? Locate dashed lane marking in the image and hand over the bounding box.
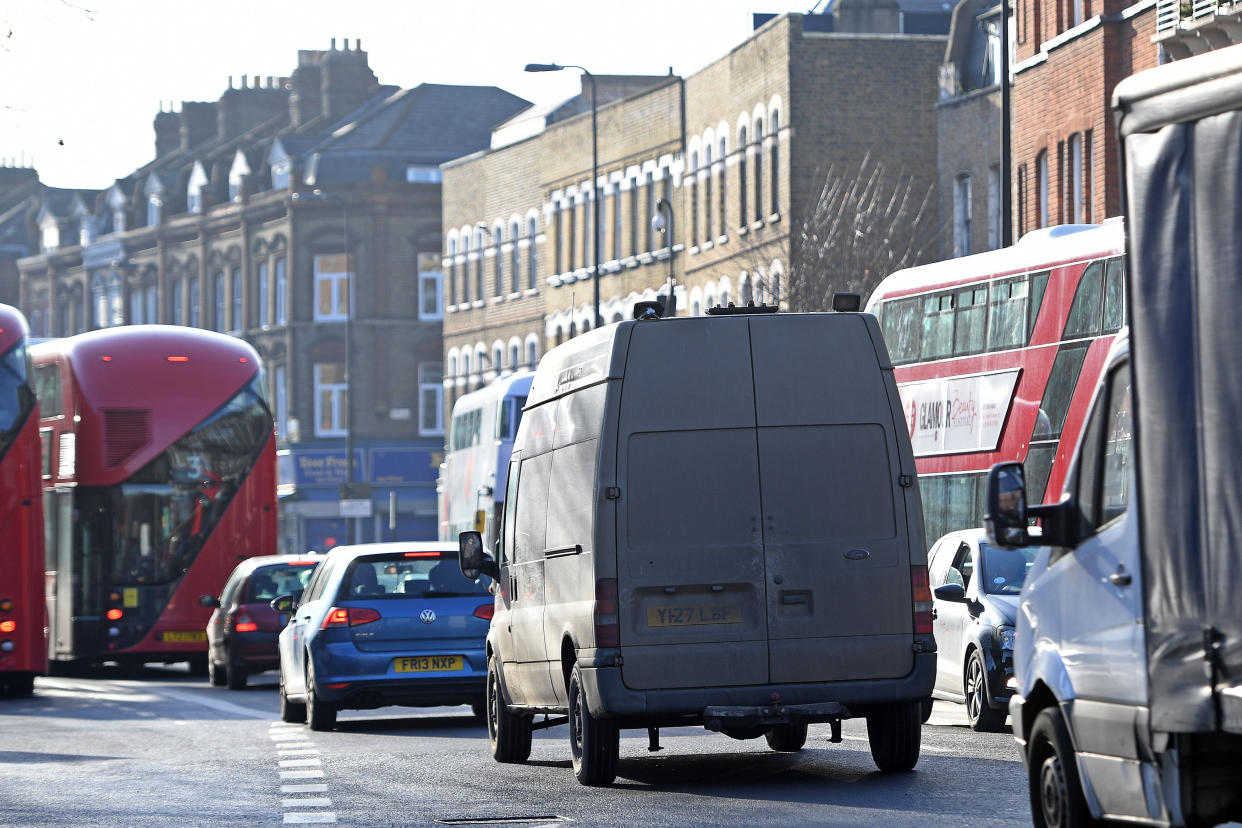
[279,758,323,768]
[271,725,336,823]
[280,770,325,780]
[283,814,337,824]
[282,799,332,808]
[281,785,329,794]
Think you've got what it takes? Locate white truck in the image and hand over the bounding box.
[985,43,1242,827]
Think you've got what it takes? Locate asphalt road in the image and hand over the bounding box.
[0,665,1030,826]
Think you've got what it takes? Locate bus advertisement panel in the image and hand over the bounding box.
[33,326,277,670]
[0,304,45,697]
[867,221,1125,544]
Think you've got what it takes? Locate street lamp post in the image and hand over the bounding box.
[525,62,601,328]
[652,198,676,317]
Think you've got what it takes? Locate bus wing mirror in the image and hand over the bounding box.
[986,462,1031,547]
[459,531,499,582]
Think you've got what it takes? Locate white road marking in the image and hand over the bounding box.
[280,770,325,780]
[281,798,332,808]
[284,814,337,824]
[153,687,272,720]
[278,749,321,756]
[280,758,322,768]
[271,732,313,740]
[281,785,329,794]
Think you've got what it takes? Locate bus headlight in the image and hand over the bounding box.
[997,625,1016,650]
[108,627,121,638]
[0,641,14,652]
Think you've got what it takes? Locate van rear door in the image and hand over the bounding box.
[749,314,916,684]
[616,317,770,690]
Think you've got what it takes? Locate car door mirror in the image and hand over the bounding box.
[933,583,966,602]
[269,594,297,613]
[986,462,1032,547]
[198,594,221,609]
[459,530,500,581]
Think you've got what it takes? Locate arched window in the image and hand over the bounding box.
[474,227,485,301]
[461,234,471,303]
[509,342,520,371]
[214,272,226,332]
[91,274,107,329]
[189,276,200,328]
[527,216,538,290]
[753,116,764,222]
[737,124,748,228]
[492,345,503,374]
[719,136,728,237]
[526,337,538,369]
[493,222,504,298]
[510,221,521,294]
[769,111,780,216]
[689,151,699,248]
[740,274,753,306]
[447,236,457,305]
[1036,150,1049,229]
[703,145,713,245]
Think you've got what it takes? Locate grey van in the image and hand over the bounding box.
[459,303,935,786]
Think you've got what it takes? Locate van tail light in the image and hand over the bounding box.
[232,611,258,633]
[321,607,381,628]
[911,565,933,635]
[473,603,495,621]
[594,578,619,648]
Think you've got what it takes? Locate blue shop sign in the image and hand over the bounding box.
[371,448,440,485]
[290,449,365,486]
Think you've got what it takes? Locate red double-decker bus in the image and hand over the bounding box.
[33,326,277,671]
[0,304,44,697]
[866,220,1126,545]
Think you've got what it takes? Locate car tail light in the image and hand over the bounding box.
[321,607,381,628]
[594,578,619,648]
[473,603,494,621]
[911,565,933,635]
[403,551,441,558]
[233,611,258,633]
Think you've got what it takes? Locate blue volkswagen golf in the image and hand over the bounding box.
[275,542,493,730]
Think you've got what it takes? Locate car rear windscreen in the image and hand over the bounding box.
[247,563,320,601]
[341,554,492,600]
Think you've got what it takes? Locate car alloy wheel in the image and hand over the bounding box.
[965,650,1006,732]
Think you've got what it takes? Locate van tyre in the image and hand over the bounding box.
[866,701,922,772]
[1028,708,1099,828]
[305,660,336,731]
[920,697,934,723]
[765,722,808,752]
[568,664,618,786]
[966,650,1006,732]
[487,655,531,763]
[279,667,305,723]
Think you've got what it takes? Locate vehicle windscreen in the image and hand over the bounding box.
[339,554,491,600]
[247,563,319,602]
[0,337,34,460]
[980,543,1038,595]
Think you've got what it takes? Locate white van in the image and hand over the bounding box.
[460,301,935,786]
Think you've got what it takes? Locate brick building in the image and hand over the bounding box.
[14,41,528,553]
[442,11,947,419]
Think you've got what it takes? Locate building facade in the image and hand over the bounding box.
[15,41,528,553]
[442,11,947,421]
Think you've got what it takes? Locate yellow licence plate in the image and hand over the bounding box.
[160,630,207,643]
[647,605,743,627]
[393,655,463,673]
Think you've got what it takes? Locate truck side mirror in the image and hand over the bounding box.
[459,530,500,582]
[986,462,1032,548]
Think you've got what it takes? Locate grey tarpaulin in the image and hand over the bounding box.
[1114,43,1242,735]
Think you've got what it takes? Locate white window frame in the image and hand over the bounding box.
[418,253,443,321]
[314,254,350,322]
[313,363,348,438]
[418,363,444,436]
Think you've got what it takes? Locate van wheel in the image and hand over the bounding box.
[568,664,618,786]
[487,655,531,763]
[866,701,922,772]
[1027,708,1099,828]
[966,651,1006,732]
[920,697,934,723]
[279,668,305,724]
[305,660,336,731]
[764,722,808,752]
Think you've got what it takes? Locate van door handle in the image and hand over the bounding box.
[1108,567,1132,587]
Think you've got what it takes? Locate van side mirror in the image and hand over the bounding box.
[459,531,500,582]
[270,594,297,613]
[986,462,1034,547]
[198,594,220,609]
